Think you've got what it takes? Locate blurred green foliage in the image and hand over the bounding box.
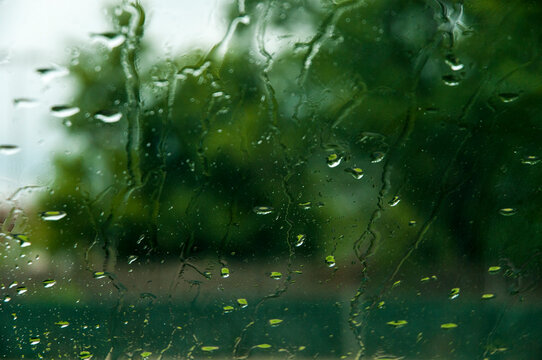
[32,0,542,281]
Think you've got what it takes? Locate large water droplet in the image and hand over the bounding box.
[295,234,306,247]
[220,267,230,278]
[13,98,39,108]
[499,208,517,216]
[326,153,342,168]
[270,271,282,280]
[51,105,80,118]
[223,305,234,313]
[40,211,67,221]
[0,145,20,155]
[521,155,539,165]
[388,196,400,207]
[93,271,106,279]
[29,337,40,345]
[16,286,28,295]
[253,206,274,215]
[128,255,138,265]
[43,279,56,288]
[237,298,248,308]
[449,287,460,300]
[442,74,461,86]
[345,167,364,179]
[14,234,31,247]
[488,266,501,274]
[95,109,122,123]
[325,255,336,267]
[90,32,126,48]
[3,295,11,302]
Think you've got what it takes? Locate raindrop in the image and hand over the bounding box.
[440,323,458,329]
[55,321,70,328]
[40,211,67,221]
[270,271,282,280]
[201,346,219,352]
[90,32,126,48]
[13,98,39,108]
[93,271,106,279]
[449,287,460,300]
[481,293,495,300]
[29,337,40,345]
[488,266,501,274]
[345,167,364,179]
[14,234,31,248]
[0,145,20,155]
[371,151,385,163]
[43,279,56,288]
[498,93,519,103]
[95,109,122,123]
[325,255,336,267]
[36,65,69,82]
[444,54,464,71]
[16,286,27,295]
[128,255,138,265]
[51,105,80,118]
[295,234,306,247]
[268,319,283,327]
[298,201,312,210]
[253,206,274,215]
[220,267,230,278]
[237,298,248,308]
[388,196,400,207]
[521,155,539,165]
[326,153,342,168]
[499,208,517,216]
[79,351,93,359]
[442,74,461,86]
[387,320,407,327]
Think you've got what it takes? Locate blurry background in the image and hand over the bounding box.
[1,0,542,359]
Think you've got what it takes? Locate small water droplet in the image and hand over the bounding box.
[270,271,282,280]
[392,280,401,288]
[499,208,517,216]
[253,206,274,215]
[325,255,336,267]
[298,201,312,209]
[29,337,40,345]
[40,211,67,221]
[408,220,417,226]
[444,54,464,71]
[9,281,18,289]
[498,93,519,103]
[481,293,495,300]
[93,271,106,279]
[449,287,460,300]
[201,346,219,352]
[326,153,342,168]
[388,196,400,207]
[521,155,539,165]
[345,167,364,179]
[371,151,385,163]
[13,98,39,108]
[55,321,70,328]
[268,319,283,327]
[16,286,27,295]
[255,344,271,349]
[237,298,248,308]
[488,266,501,274]
[79,351,93,360]
[387,320,407,327]
[140,351,152,358]
[440,323,458,329]
[43,279,56,288]
[0,145,20,155]
[223,305,234,313]
[51,105,80,118]
[442,74,461,86]
[295,234,306,247]
[95,109,122,123]
[3,295,11,302]
[220,267,230,278]
[90,32,126,48]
